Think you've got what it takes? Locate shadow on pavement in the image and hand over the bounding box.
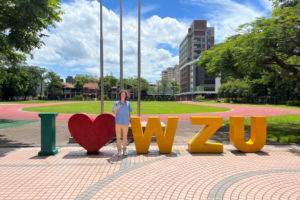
[0,119,37,130]
[230,150,270,156]
[0,148,18,157]
[288,148,300,156]
[30,156,48,160]
[0,134,34,148]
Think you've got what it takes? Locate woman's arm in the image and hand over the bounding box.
[113,104,121,115]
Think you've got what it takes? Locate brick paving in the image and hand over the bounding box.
[1,102,300,199]
[0,144,299,200]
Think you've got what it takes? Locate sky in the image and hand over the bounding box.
[27,0,273,83]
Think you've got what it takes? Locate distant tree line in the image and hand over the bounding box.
[0,64,181,101]
[0,65,62,100]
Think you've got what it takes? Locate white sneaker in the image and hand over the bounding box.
[117,151,122,156]
[123,149,128,156]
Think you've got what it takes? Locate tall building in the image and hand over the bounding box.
[66,76,74,84]
[161,65,180,84]
[178,20,221,100]
[174,64,180,83]
[162,67,175,81]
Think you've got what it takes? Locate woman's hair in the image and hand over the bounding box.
[119,90,129,100]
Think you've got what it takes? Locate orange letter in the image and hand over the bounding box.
[230,116,266,152]
[130,116,178,154]
[188,117,223,153]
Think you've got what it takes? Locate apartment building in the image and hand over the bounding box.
[178,20,221,100]
[162,67,175,81]
[161,64,180,84]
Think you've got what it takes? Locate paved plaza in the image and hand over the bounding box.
[0,102,300,199]
[0,144,300,200]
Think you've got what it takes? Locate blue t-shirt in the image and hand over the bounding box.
[112,101,132,125]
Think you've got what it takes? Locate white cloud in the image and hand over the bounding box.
[257,0,273,11]
[182,0,271,42]
[27,0,188,83]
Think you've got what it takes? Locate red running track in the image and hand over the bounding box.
[0,101,299,121]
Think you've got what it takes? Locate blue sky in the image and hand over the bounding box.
[103,0,270,20]
[28,0,272,83]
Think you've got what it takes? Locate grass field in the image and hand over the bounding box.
[22,101,231,114]
[0,100,62,104]
[4,100,298,143]
[2,100,299,110]
[224,114,300,143]
[198,100,300,110]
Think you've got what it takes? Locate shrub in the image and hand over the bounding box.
[156,96,162,101]
[144,96,155,101]
[37,95,47,100]
[216,98,225,103]
[195,95,205,101]
[218,80,250,100]
[73,95,83,101]
[168,96,175,101]
[97,94,109,100]
[286,100,300,106]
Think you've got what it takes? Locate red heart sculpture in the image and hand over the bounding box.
[68,113,115,154]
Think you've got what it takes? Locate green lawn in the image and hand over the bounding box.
[2,100,299,110]
[0,100,63,104]
[198,100,300,110]
[22,101,231,115]
[224,115,300,143]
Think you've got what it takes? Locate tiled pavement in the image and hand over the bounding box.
[1,144,300,200]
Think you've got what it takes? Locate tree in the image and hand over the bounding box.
[170,81,180,96]
[198,2,300,80]
[197,40,244,82]
[157,79,170,96]
[271,0,298,8]
[217,80,250,101]
[38,67,47,96]
[74,75,97,90]
[124,77,150,99]
[0,66,7,98]
[0,0,63,65]
[0,65,48,100]
[45,71,63,99]
[103,75,118,94]
[23,66,46,99]
[1,66,29,100]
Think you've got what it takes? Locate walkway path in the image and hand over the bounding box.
[0,144,299,200]
[1,102,299,199]
[1,101,299,121]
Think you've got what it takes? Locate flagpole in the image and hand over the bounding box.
[120,0,123,90]
[100,0,104,114]
[137,0,141,116]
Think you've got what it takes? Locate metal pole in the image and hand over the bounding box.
[137,0,141,116]
[100,0,104,114]
[120,0,123,90]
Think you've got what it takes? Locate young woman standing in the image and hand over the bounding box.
[112,90,132,156]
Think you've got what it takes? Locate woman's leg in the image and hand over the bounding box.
[115,124,122,152]
[121,125,129,152]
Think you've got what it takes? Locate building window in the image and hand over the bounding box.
[204,79,215,84]
[204,87,215,91]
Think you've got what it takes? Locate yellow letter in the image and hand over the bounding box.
[130,116,178,154]
[230,116,266,152]
[188,117,223,153]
